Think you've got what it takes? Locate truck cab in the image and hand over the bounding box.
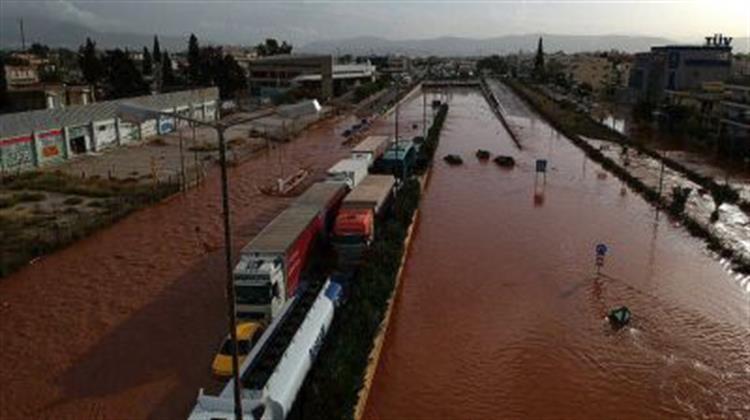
[333,208,374,266]
[234,255,288,320]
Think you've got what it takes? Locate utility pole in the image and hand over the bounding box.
[178,128,186,191]
[19,19,26,51]
[657,151,666,202]
[217,126,243,420]
[394,80,400,180]
[116,103,278,420]
[422,90,427,139]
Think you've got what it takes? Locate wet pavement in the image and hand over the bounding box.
[364,89,750,419]
[0,113,359,419]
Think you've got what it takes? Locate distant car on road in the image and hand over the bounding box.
[211,322,264,377]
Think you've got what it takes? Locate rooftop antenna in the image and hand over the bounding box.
[19,18,26,51]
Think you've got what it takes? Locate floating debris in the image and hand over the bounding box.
[443,154,463,165]
[493,155,516,168]
[476,149,491,161]
[607,306,631,329]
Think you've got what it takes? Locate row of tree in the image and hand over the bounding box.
[77,35,294,100]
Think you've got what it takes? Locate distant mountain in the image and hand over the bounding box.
[300,34,677,56]
[0,17,188,51]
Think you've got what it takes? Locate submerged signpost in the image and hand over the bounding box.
[595,243,608,274]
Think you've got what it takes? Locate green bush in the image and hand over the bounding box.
[13,192,46,202]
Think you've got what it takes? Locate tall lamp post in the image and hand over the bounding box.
[117,102,271,420]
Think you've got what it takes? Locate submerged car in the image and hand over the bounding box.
[212,322,264,377]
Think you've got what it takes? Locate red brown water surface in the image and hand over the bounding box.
[364,88,750,419]
[0,114,361,419]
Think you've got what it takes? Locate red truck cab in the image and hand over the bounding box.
[333,208,374,244]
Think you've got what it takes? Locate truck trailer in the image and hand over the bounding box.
[333,174,396,267]
[350,135,390,168]
[188,279,343,420]
[291,181,348,233]
[326,158,368,189]
[234,182,347,320]
[234,206,321,320]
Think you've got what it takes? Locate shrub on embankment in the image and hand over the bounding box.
[505,80,750,274]
[291,105,448,420]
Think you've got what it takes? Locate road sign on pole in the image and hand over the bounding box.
[536,159,548,173]
[595,243,608,274]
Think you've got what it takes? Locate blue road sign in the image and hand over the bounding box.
[536,159,548,173]
[596,243,608,257]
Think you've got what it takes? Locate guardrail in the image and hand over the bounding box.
[478,77,522,150]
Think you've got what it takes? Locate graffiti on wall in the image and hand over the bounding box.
[37,129,65,164]
[119,121,140,143]
[159,115,175,134]
[0,135,35,171]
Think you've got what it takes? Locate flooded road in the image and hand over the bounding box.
[364,89,750,419]
[0,114,358,419]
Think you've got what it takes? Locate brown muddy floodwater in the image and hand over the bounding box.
[364,88,750,419]
[0,113,361,420]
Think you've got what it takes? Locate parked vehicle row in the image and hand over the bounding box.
[189,134,408,419]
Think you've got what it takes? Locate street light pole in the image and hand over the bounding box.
[117,102,274,420]
[217,126,243,420]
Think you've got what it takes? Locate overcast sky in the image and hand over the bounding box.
[2,0,748,45]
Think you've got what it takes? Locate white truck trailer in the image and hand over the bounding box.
[188,279,343,420]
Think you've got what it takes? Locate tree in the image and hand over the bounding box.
[256,38,292,56]
[103,48,149,99]
[78,38,104,85]
[161,50,176,87]
[187,33,202,85]
[142,46,153,75]
[216,55,247,99]
[29,43,50,58]
[533,36,545,81]
[152,35,161,63]
[476,55,509,75]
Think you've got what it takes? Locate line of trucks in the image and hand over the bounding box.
[188,135,407,420]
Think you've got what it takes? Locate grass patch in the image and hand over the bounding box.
[0,192,46,209]
[0,171,179,278]
[62,196,84,205]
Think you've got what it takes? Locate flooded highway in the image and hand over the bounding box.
[0,113,359,419]
[364,88,750,419]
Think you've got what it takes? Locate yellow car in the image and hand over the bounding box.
[212,322,264,377]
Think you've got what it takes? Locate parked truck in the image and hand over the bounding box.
[326,158,368,189]
[291,182,348,233]
[189,278,343,420]
[333,174,396,267]
[234,182,346,320]
[350,135,390,168]
[372,139,416,179]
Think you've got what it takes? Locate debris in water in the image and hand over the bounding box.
[608,306,631,329]
[443,154,463,165]
[494,155,516,168]
[476,149,491,161]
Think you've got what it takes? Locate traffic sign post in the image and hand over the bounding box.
[535,159,548,186]
[595,243,608,274]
